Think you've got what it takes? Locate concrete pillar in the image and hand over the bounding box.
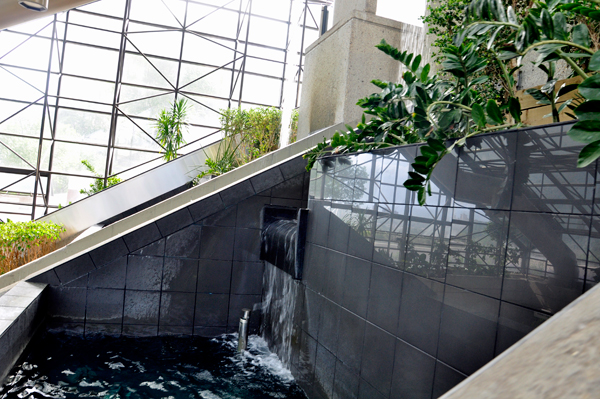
[297,7,425,140]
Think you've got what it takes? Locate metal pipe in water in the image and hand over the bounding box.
[238,308,251,352]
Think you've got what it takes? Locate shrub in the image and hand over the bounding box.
[80,160,121,196]
[0,219,65,274]
[155,99,190,162]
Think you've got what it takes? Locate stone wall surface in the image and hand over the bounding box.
[281,121,600,399]
[26,156,310,338]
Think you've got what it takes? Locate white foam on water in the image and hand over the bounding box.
[105,362,125,370]
[199,390,221,399]
[131,361,146,373]
[79,380,104,387]
[61,370,75,376]
[193,370,214,382]
[140,381,167,392]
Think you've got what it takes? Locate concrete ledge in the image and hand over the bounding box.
[440,282,600,399]
[0,123,341,291]
[0,281,47,384]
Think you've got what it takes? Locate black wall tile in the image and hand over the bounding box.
[194,326,227,337]
[236,196,271,228]
[199,226,235,260]
[123,223,162,252]
[165,225,200,258]
[159,292,195,326]
[131,238,165,257]
[367,264,403,334]
[341,257,371,318]
[271,173,305,200]
[437,286,500,375]
[323,250,346,304]
[88,256,127,289]
[391,339,436,399]
[358,380,387,399]
[360,323,395,397]
[123,290,160,325]
[335,308,366,374]
[233,228,261,262]
[302,288,324,339]
[122,324,158,337]
[188,194,224,222]
[397,274,444,356]
[197,259,232,293]
[156,208,194,237]
[28,269,60,286]
[85,323,122,337]
[48,287,86,323]
[126,256,163,291]
[231,261,264,295]
[280,156,308,180]
[332,359,359,399]
[54,254,96,285]
[162,258,198,292]
[314,344,336,398]
[220,180,255,208]
[228,295,261,333]
[90,239,129,268]
[306,201,331,247]
[317,299,341,355]
[495,301,550,356]
[203,205,237,227]
[250,167,285,193]
[195,293,229,326]
[432,361,466,399]
[86,288,124,324]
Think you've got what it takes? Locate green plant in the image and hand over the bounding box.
[305,0,600,204]
[193,107,282,184]
[288,109,299,144]
[0,219,65,274]
[80,160,121,196]
[155,98,190,162]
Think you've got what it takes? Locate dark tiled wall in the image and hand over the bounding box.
[28,156,310,337]
[293,122,600,399]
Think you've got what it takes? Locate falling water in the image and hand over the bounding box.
[260,262,300,368]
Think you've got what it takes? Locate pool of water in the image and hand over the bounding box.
[0,332,307,399]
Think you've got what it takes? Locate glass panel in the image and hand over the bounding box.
[184,94,227,129]
[0,101,44,138]
[49,142,107,175]
[0,33,51,71]
[68,11,124,32]
[58,98,113,114]
[185,3,239,38]
[48,173,96,206]
[115,116,162,151]
[119,84,171,104]
[251,0,291,21]
[121,53,178,89]
[60,76,115,104]
[182,31,236,66]
[118,91,174,118]
[0,66,47,102]
[244,56,284,78]
[240,74,282,106]
[246,17,288,48]
[246,44,286,63]
[55,109,111,145]
[66,24,121,49]
[62,43,119,81]
[111,148,162,175]
[180,63,233,97]
[126,24,183,60]
[129,0,185,28]
[0,134,39,168]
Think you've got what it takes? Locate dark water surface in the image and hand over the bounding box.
[0,332,307,399]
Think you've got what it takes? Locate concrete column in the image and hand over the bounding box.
[333,0,378,25]
[297,10,424,140]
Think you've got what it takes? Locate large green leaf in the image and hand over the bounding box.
[574,101,600,121]
[569,120,600,144]
[471,103,487,128]
[427,138,446,152]
[486,99,504,124]
[540,9,554,39]
[590,51,600,71]
[411,55,422,72]
[507,5,518,24]
[577,139,600,168]
[572,24,591,48]
[579,75,600,100]
[508,97,521,123]
[553,13,568,41]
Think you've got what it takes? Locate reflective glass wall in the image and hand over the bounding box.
[0,0,329,221]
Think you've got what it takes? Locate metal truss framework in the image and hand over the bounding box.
[0,0,328,221]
